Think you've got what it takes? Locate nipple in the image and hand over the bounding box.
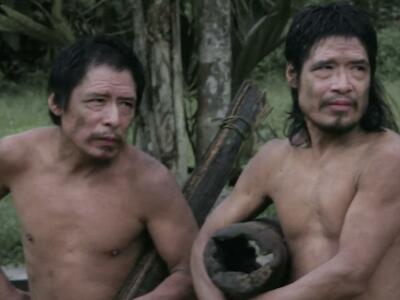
[26,233,34,243]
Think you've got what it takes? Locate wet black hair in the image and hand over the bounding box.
[47,35,145,125]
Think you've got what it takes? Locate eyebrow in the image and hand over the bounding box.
[310,59,335,69]
[350,59,370,66]
[85,92,136,101]
[85,92,108,98]
[310,58,370,70]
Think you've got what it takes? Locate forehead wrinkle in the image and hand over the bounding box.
[85,92,135,101]
[84,64,136,85]
[313,36,367,53]
[81,77,136,99]
[307,38,368,67]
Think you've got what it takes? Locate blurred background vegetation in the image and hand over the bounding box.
[1,0,400,266]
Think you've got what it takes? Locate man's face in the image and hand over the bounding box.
[56,64,136,160]
[288,36,371,135]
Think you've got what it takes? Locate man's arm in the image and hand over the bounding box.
[0,269,30,300]
[191,143,277,300]
[134,165,198,300]
[250,144,400,300]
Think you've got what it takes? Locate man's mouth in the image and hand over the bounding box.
[322,98,356,112]
[92,135,122,147]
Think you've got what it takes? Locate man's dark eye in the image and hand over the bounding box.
[354,65,366,71]
[122,101,134,107]
[86,98,104,103]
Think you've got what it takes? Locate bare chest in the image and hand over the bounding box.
[11,170,144,256]
[270,158,359,241]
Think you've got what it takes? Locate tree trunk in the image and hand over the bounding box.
[115,81,268,299]
[147,0,176,170]
[130,0,159,157]
[171,0,188,184]
[196,0,232,162]
[131,0,188,183]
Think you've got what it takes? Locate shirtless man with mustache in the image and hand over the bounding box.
[0,36,197,300]
[191,3,400,300]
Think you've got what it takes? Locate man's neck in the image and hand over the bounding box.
[306,124,368,158]
[54,128,116,176]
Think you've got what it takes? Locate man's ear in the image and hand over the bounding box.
[48,93,63,116]
[286,64,298,88]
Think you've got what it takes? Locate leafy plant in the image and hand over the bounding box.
[377,27,400,79]
[0,1,74,45]
[0,197,24,266]
[231,0,292,93]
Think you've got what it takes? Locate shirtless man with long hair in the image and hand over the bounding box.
[191,3,400,300]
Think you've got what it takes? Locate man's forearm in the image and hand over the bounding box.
[191,271,225,300]
[250,258,366,300]
[190,238,226,300]
[133,269,195,300]
[0,268,19,298]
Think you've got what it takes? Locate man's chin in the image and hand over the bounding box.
[90,147,120,161]
[319,121,359,135]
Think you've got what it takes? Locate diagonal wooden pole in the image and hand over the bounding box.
[115,80,268,299]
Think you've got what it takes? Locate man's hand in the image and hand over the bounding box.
[7,289,31,300]
[0,269,30,300]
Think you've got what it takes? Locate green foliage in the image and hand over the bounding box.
[252,44,286,80]
[0,81,49,138]
[383,79,400,127]
[258,73,291,139]
[0,84,48,265]
[0,0,136,81]
[0,196,24,266]
[231,0,292,93]
[377,27,400,79]
[0,2,74,45]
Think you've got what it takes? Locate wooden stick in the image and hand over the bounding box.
[115,80,268,299]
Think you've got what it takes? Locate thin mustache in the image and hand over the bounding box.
[320,96,357,108]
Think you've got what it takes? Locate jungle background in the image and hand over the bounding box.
[1,0,400,266]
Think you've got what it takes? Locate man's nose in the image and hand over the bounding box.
[331,69,352,94]
[103,103,120,127]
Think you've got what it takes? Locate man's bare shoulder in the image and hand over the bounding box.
[257,138,291,157]
[235,138,291,194]
[123,147,188,215]
[0,127,55,146]
[366,130,400,161]
[249,138,291,171]
[123,146,179,195]
[124,146,171,180]
[0,127,55,188]
[0,127,55,166]
[357,130,400,184]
